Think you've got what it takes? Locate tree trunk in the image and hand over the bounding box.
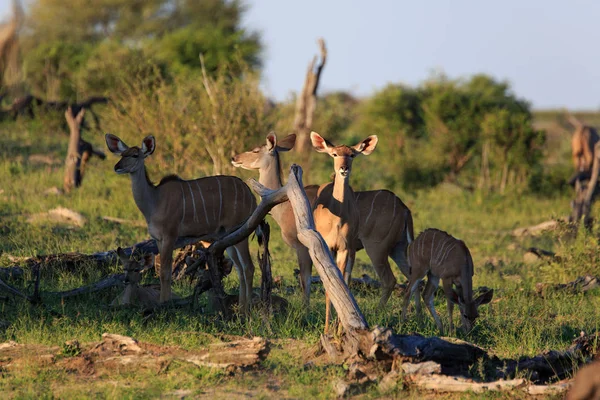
[293,38,327,156]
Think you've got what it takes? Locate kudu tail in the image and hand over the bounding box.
[405,209,414,244]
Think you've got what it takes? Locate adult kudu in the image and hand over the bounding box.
[106,134,257,312]
[231,132,414,307]
[310,131,377,332]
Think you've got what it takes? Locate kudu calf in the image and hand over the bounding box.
[311,131,378,332]
[106,134,257,311]
[402,229,493,335]
[231,132,414,307]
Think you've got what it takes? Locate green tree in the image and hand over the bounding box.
[22,0,261,99]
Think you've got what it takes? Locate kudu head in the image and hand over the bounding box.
[231,132,296,170]
[449,288,494,333]
[310,132,378,181]
[116,247,154,285]
[105,134,155,174]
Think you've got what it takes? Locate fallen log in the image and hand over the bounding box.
[536,275,600,297]
[47,273,125,299]
[512,219,562,237]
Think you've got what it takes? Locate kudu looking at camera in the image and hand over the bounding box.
[106,134,257,311]
[402,228,493,335]
[231,132,413,307]
[311,131,378,333]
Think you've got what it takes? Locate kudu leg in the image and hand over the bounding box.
[442,279,455,335]
[423,275,443,334]
[365,245,397,308]
[234,238,255,315]
[401,278,422,323]
[157,238,175,303]
[390,241,411,279]
[296,247,313,305]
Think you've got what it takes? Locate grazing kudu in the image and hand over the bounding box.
[231,133,319,303]
[231,132,414,307]
[311,131,378,333]
[105,134,257,311]
[567,360,600,400]
[402,229,493,335]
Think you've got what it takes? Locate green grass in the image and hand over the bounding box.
[0,118,597,398]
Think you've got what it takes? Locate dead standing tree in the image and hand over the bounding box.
[0,0,23,93]
[63,107,106,193]
[293,38,327,156]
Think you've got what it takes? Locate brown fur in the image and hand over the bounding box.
[567,360,600,400]
[232,133,413,308]
[402,228,493,335]
[106,134,257,312]
[311,131,378,333]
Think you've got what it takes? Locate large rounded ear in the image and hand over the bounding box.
[142,253,155,270]
[105,134,129,155]
[310,131,331,153]
[141,135,155,157]
[266,132,277,151]
[353,135,378,155]
[276,134,296,152]
[116,247,129,264]
[475,288,494,306]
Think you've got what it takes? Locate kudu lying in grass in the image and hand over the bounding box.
[231,132,414,308]
[106,134,257,312]
[310,131,378,333]
[402,228,493,335]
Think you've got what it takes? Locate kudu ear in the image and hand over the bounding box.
[475,288,494,306]
[353,135,379,155]
[310,131,332,153]
[266,132,277,151]
[276,134,296,152]
[141,135,155,157]
[448,288,461,305]
[142,253,155,270]
[105,134,129,155]
[116,247,129,264]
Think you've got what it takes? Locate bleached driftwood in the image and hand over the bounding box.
[536,275,600,297]
[512,219,561,237]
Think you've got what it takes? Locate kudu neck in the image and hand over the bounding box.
[332,173,351,202]
[258,153,283,190]
[130,165,158,221]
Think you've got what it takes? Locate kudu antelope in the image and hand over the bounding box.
[231,132,414,307]
[311,131,378,332]
[106,134,257,311]
[231,133,319,303]
[111,247,158,308]
[568,115,599,185]
[567,360,600,400]
[402,229,493,334]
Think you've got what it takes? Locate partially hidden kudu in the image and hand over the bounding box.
[567,115,600,223]
[231,132,414,307]
[311,131,378,333]
[105,134,257,311]
[402,228,493,335]
[566,360,600,400]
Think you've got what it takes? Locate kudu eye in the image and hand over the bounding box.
[332,153,338,157]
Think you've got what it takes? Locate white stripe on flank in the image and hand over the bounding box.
[186,182,198,222]
[430,231,437,265]
[179,183,186,225]
[233,181,238,215]
[364,191,381,226]
[217,178,223,224]
[435,238,447,266]
[195,181,210,225]
[439,243,457,265]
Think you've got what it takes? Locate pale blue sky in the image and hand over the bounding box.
[2,0,599,109]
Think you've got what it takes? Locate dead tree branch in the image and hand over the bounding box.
[293,38,327,155]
